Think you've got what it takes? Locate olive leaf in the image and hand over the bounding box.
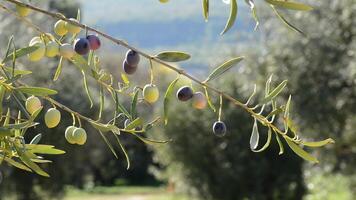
[164,77,179,125]
[130,89,139,119]
[259,80,287,105]
[131,133,172,145]
[14,143,50,177]
[204,86,216,112]
[155,51,191,62]
[221,0,238,35]
[205,57,244,82]
[245,0,259,29]
[285,138,319,163]
[125,118,143,130]
[3,157,32,172]
[16,87,57,96]
[82,70,94,108]
[30,134,42,144]
[252,128,272,153]
[265,0,313,11]
[250,118,260,150]
[112,133,130,169]
[25,144,66,155]
[202,0,209,21]
[302,138,335,148]
[275,133,284,155]
[98,130,119,159]
[3,66,32,76]
[271,6,305,35]
[2,46,39,63]
[0,86,5,116]
[53,56,63,81]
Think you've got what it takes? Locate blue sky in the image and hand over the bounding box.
[78,0,263,74]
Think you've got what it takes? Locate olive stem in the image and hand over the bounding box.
[3,0,294,140]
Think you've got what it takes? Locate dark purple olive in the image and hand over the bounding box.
[125,50,140,66]
[86,34,101,50]
[74,38,90,55]
[176,86,194,101]
[123,60,137,75]
[213,121,226,137]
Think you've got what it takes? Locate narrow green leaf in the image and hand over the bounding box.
[70,54,92,74]
[265,0,313,11]
[82,70,94,108]
[14,144,50,177]
[245,0,259,29]
[53,56,63,81]
[2,46,39,63]
[252,128,272,153]
[3,66,32,76]
[204,86,216,112]
[113,134,130,169]
[250,118,260,150]
[113,91,131,119]
[130,89,139,119]
[164,77,179,125]
[30,134,42,144]
[221,0,238,35]
[3,121,38,129]
[302,138,335,148]
[266,106,285,119]
[31,159,52,163]
[98,85,104,120]
[260,80,287,105]
[131,133,171,145]
[125,118,143,130]
[202,0,209,21]
[98,130,118,159]
[285,138,319,163]
[90,121,119,133]
[16,87,57,96]
[0,86,5,116]
[0,127,14,137]
[155,51,191,62]
[25,144,65,155]
[275,133,284,155]
[271,6,305,35]
[205,57,244,82]
[284,95,292,132]
[4,157,32,172]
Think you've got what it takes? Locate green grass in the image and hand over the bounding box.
[64,186,193,200]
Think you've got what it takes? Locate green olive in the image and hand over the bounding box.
[72,128,87,145]
[54,20,68,36]
[28,40,46,62]
[192,92,207,109]
[65,126,77,144]
[45,41,59,57]
[143,84,159,103]
[25,96,42,114]
[16,5,31,17]
[44,108,61,128]
[59,43,75,59]
[65,18,81,34]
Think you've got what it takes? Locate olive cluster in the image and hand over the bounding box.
[25,96,61,129]
[176,86,226,137]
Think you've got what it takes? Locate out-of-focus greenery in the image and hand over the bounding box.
[151,77,306,200]
[245,0,355,186]
[150,0,355,200]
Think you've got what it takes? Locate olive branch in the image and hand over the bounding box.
[0,0,334,178]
